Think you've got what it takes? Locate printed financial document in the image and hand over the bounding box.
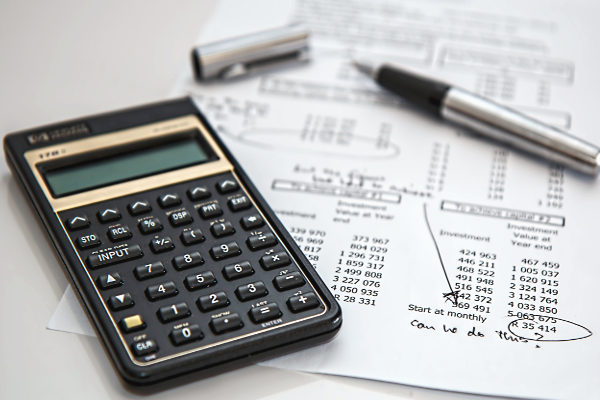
[51,0,600,398]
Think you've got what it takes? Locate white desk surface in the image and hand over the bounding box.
[0,2,500,399]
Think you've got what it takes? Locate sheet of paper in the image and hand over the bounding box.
[50,0,600,398]
[47,285,95,337]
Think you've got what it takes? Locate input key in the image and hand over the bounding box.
[86,245,143,269]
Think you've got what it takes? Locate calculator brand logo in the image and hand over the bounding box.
[27,123,90,145]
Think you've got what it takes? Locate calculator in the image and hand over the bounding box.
[3,98,341,384]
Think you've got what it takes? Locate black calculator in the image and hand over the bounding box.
[3,98,341,384]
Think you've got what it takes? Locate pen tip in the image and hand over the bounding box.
[352,58,377,78]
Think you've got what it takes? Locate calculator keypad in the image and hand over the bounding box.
[59,172,325,363]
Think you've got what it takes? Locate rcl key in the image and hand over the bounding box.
[107,224,132,242]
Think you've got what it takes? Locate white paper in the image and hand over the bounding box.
[51,0,600,398]
[48,285,95,337]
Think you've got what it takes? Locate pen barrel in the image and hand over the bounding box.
[441,88,600,175]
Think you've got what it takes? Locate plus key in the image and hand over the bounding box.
[287,292,320,313]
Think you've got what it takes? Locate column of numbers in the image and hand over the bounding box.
[331,235,388,307]
[507,258,560,318]
[289,226,326,267]
[454,249,495,314]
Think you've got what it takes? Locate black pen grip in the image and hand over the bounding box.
[377,65,450,116]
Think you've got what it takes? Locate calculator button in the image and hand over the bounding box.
[180,229,205,245]
[287,292,320,313]
[97,272,123,290]
[132,339,158,356]
[246,232,277,251]
[249,303,282,323]
[235,281,268,302]
[107,224,132,242]
[240,214,264,230]
[86,244,143,269]
[76,233,101,249]
[97,208,121,223]
[199,202,223,219]
[158,302,190,323]
[210,241,242,260]
[210,313,243,334]
[150,236,175,253]
[216,179,239,194]
[260,251,291,270]
[138,218,163,234]
[274,272,305,291]
[169,209,193,226]
[197,291,229,312]
[222,261,254,280]
[67,215,90,230]
[128,200,152,216]
[210,221,235,238]
[228,195,251,212]
[158,193,181,208]
[120,315,145,333]
[146,281,178,301]
[184,271,217,291]
[170,325,203,346]
[187,186,211,201]
[173,252,204,270]
[134,262,166,280]
[108,293,134,311]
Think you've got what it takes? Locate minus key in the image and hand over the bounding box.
[273,272,305,291]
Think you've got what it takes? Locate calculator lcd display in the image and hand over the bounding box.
[43,137,212,197]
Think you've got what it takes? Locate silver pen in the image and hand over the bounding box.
[353,60,600,175]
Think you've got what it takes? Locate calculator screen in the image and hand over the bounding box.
[43,134,214,197]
